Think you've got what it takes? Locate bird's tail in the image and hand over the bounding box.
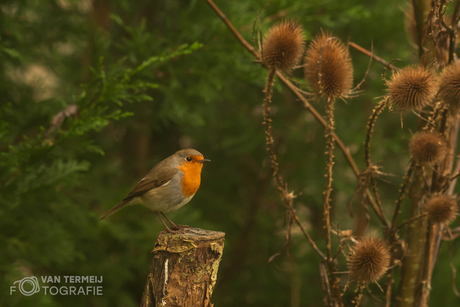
[99,199,131,220]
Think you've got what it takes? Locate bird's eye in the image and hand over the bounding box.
[185,156,192,162]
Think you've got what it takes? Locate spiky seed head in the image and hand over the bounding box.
[387,66,437,111]
[409,131,446,165]
[348,237,390,284]
[262,20,305,72]
[425,194,458,224]
[304,31,353,99]
[438,62,460,113]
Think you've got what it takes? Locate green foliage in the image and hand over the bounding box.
[0,1,202,305]
[1,0,459,307]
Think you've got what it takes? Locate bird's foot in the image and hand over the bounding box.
[160,228,186,234]
[171,224,190,230]
[161,224,190,234]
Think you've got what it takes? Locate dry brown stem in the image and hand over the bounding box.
[349,41,399,71]
[322,96,343,306]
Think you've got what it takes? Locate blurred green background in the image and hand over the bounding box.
[1,0,459,306]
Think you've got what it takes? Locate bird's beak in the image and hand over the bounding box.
[199,158,211,163]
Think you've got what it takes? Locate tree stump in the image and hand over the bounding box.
[140,228,225,307]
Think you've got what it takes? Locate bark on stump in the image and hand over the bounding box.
[140,228,225,307]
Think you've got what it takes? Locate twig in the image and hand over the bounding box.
[45,104,78,139]
[351,40,373,92]
[206,0,259,58]
[385,268,394,307]
[391,162,414,230]
[290,206,326,259]
[397,213,427,230]
[349,42,399,71]
[320,262,333,306]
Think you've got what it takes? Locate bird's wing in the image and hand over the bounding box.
[122,166,179,201]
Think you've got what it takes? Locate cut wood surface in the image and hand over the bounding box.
[140,228,225,307]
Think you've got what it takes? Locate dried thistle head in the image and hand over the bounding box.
[438,62,460,113]
[304,31,353,99]
[262,20,305,72]
[409,131,446,165]
[348,237,390,284]
[425,194,458,224]
[387,66,437,111]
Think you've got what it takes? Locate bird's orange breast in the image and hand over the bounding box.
[178,156,204,198]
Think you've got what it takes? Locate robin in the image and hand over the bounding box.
[99,148,210,233]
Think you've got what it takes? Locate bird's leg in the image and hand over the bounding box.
[156,212,182,234]
[160,212,190,230]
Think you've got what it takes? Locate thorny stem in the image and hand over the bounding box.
[319,262,333,306]
[263,69,281,186]
[365,98,388,168]
[364,98,389,222]
[324,96,335,262]
[385,268,395,307]
[417,112,460,305]
[425,101,444,132]
[386,161,415,305]
[263,68,326,260]
[353,284,365,307]
[416,79,460,304]
[392,162,414,230]
[262,69,293,230]
[439,109,449,137]
[397,167,429,307]
[324,96,342,306]
[448,120,460,195]
[417,221,439,307]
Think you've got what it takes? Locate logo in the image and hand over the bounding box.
[10,276,40,296]
[10,276,103,296]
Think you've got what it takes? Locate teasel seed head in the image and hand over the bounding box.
[438,62,460,113]
[348,237,391,284]
[304,31,353,99]
[387,66,437,111]
[262,20,305,72]
[425,194,458,224]
[409,131,446,165]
